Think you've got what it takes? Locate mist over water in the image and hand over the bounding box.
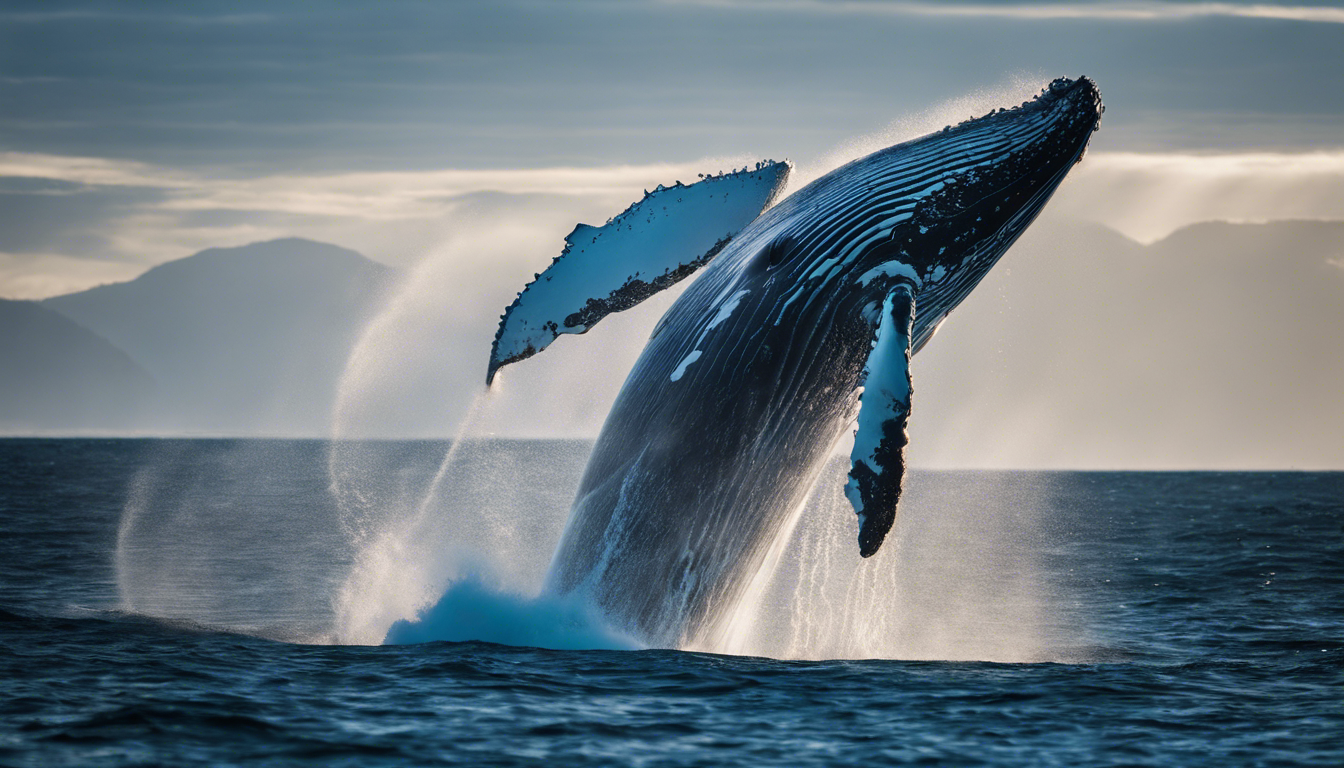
[113,437,1087,661]
[328,392,636,650]
[727,466,1084,661]
[115,440,355,642]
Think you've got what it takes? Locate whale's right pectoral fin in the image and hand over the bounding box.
[486,160,792,385]
[845,284,916,558]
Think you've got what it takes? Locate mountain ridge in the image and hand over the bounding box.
[3,221,1340,468]
[37,238,396,435]
[0,298,154,432]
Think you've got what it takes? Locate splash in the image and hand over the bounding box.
[723,464,1077,662]
[112,440,359,643]
[330,390,490,644]
[384,575,637,650]
[328,393,640,648]
[114,463,159,613]
[320,217,651,646]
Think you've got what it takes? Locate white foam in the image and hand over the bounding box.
[384,575,638,650]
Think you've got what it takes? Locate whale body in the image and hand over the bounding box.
[489,77,1104,647]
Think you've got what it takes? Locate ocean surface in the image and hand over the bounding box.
[1,438,1341,766]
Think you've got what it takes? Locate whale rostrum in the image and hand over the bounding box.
[489,77,1104,647]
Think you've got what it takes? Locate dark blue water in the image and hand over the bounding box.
[2,439,1341,766]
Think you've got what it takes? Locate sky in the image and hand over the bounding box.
[3,0,1344,296]
[1,1,1342,466]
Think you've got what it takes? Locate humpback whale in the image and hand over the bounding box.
[488,77,1104,648]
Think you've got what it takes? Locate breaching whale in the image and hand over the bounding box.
[487,77,1104,648]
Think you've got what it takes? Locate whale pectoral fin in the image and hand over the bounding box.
[845,285,916,558]
[486,161,792,385]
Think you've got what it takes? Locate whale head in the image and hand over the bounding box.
[749,77,1103,349]
[896,75,1104,267]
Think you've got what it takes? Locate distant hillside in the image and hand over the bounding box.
[911,218,1344,469]
[0,299,153,432]
[10,222,1343,465]
[42,239,394,435]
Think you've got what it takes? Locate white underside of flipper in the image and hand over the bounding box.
[487,161,791,384]
[845,284,916,557]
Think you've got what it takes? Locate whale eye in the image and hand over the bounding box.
[761,236,793,270]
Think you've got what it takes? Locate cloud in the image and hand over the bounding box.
[0,152,757,297]
[0,251,143,300]
[0,152,727,220]
[1056,150,1344,242]
[667,1,1344,24]
[7,144,1344,298]
[154,165,725,220]
[0,9,274,25]
[0,153,191,189]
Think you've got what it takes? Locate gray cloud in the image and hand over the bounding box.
[1,1,1342,173]
[669,1,1344,23]
[0,151,741,297]
[1053,150,1344,241]
[0,180,164,257]
[6,140,1344,299]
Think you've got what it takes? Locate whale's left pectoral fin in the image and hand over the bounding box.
[846,285,915,558]
[487,161,792,385]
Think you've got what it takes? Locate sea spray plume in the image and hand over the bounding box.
[723,465,1076,661]
[325,217,599,644]
[487,77,1103,648]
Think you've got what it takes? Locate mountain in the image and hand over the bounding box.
[0,299,153,433]
[910,218,1344,469]
[9,222,1343,467]
[42,238,394,435]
